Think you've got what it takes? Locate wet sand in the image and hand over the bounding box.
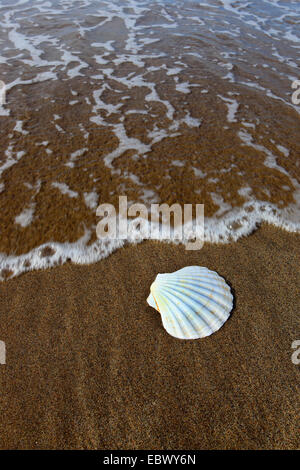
[1,0,300,266]
[0,224,299,450]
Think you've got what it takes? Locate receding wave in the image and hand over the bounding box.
[0,0,299,280]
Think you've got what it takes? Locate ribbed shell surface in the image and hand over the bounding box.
[147,266,233,339]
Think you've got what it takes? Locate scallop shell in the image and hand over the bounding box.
[147,266,233,339]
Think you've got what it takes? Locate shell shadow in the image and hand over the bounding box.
[221,275,237,320]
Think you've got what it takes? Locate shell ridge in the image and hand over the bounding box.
[168,273,221,282]
[159,275,226,291]
[155,291,189,338]
[171,266,210,276]
[162,286,220,334]
[161,283,229,325]
[162,289,210,337]
[163,281,232,314]
[159,278,231,300]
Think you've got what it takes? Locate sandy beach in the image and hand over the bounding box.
[0,0,300,452]
[0,224,299,450]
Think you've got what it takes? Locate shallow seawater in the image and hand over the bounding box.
[0,0,299,279]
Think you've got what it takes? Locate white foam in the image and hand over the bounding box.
[180,112,202,128]
[172,160,185,167]
[0,106,10,116]
[165,66,183,76]
[1,197,300,281]
[52,182,78,198]
[192,167,206,178]
[84,191,99,210]
[175,81,190,94]
[15,204,35,227]
[14,120,29,135]
[276,145,289,157]
[91,41,115,51]
[0,145,25,178]
[65,148,88,168]
[218,95,239,123]
[210,192,232,217]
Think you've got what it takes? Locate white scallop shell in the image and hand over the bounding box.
[147,266,233,339]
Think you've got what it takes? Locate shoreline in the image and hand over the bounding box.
[0,223,299,449]
[1,205,300,281]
